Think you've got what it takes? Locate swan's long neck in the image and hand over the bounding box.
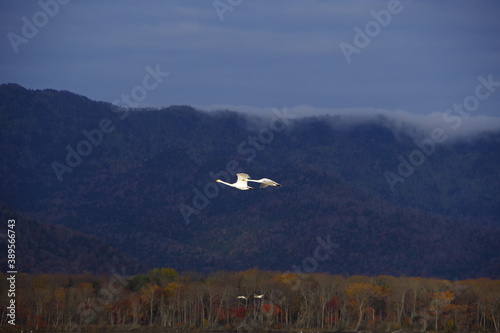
[217,180,234,187]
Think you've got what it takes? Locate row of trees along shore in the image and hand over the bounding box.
[1,268,499,332]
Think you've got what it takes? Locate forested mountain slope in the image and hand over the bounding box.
[0,84,499,278]
[0,204,144,274]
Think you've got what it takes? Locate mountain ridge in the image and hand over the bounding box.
[0,84,499,278]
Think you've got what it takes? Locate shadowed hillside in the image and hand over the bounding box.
[0,204,144,274]
[0,84,499,278]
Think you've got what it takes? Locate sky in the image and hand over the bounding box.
[1,0,500,123]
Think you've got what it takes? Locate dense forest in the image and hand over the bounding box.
[0,83,499,278]
[0,205,144,274]
[0,269,499,332]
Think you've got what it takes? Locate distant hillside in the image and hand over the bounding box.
[0,83,499,278]
[0,204,144,274]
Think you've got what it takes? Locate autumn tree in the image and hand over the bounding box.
[430,290,454,332]
[346,282,382,331]
[141,283,160,326]
[52,287,67,327]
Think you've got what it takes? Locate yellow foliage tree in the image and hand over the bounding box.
[346,283,381,331]
[430,290,455,332]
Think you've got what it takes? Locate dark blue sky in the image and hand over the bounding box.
[1,0,500,124]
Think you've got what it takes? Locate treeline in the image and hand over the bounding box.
[1,268,499,332]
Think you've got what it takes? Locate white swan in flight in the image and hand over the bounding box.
[247,177,281,188]
[216,173,253,190]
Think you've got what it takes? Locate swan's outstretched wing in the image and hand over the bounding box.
[236,173,250,181]
[261,178,281,187]
[234,173,251,188]
[248,177,281,188]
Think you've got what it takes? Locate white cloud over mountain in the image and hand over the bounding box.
[199,104,500,140]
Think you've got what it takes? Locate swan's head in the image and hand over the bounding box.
[216,179,221,182]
